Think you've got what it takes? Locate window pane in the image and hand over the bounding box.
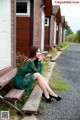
[16,2,27,13]
[45,19,47,24]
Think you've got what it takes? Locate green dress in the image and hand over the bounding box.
[13,60,42,92]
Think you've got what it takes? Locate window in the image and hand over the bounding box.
[16,0,30,16]
[45,17,49,26]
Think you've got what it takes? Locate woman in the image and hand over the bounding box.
[13,46,61,103]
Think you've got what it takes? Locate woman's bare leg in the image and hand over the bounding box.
[34,73,50,99]
[38,74,58,97]
[34,73,58,98]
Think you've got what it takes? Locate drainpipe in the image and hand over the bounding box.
[14,0,16,68]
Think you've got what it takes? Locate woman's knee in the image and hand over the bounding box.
[34,72,41,80]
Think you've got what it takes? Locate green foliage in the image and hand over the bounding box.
[65,34,77,42]
[48,48,57,56]
[65,26,73,36]
[42,60,49,74]
[76,30,80,43]
[59,42,68,48]
[16,52,28,69]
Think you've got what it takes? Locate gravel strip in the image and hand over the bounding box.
[37,43,80,120]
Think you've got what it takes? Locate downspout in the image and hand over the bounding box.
[14,0,16,68]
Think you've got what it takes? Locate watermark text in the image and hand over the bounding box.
[55,1,80,4]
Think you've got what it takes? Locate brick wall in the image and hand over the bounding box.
[33,0,42,49]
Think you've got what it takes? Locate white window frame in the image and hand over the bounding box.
[16,0,30,16]
[45,17,49,26]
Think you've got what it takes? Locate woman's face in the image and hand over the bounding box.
[36,49,41,59]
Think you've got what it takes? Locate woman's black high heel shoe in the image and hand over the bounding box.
[45,97,52,103]
[42,93,52,103]
[49,95,61,101]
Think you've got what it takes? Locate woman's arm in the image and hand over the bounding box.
[29,60,38,72]
[37,60,43,74]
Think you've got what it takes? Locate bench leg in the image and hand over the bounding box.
[0,95,22,114]
[14,101,17,106]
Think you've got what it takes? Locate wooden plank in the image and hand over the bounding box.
[41,51,48,55]
[22,85,42,113]
[0,68,17,89]
[46,54,52,59]
[4,89,25,101]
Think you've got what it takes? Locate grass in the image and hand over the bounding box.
[49,68,70,92]
[38,102,46,115]
[49,77,70,92]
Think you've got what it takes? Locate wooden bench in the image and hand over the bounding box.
[46,54,52,59]
[0,68,43,114]
[22,85,42,114]
[4,88,25,105]
[0,68,25,107]
[41,51,48,56]
[0,68,17,89]
[0,62,54,114]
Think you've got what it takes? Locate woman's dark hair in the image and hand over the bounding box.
[18,46,39,70]
[29,46,39,68]
[29,46,39,58]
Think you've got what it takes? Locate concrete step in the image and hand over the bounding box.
[21,115,37,120]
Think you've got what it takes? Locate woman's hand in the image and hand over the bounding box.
[38,53,43,61]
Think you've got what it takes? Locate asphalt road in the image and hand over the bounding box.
[37,43,80,120]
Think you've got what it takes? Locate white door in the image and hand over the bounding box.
[41,11,45,51]
[0,0,11,70]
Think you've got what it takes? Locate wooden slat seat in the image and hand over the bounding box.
[56,47,61,51]
[41,51,48,56]
[46,54,52,59]
[50,57,56,62]
[22,85,42,113]
[0,68,17,89]
[4,88,25,101]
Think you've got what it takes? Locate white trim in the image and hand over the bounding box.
[41,11,45,51]
[16,0,30,17]
[45,17,49,26]
[53,21,57,45]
